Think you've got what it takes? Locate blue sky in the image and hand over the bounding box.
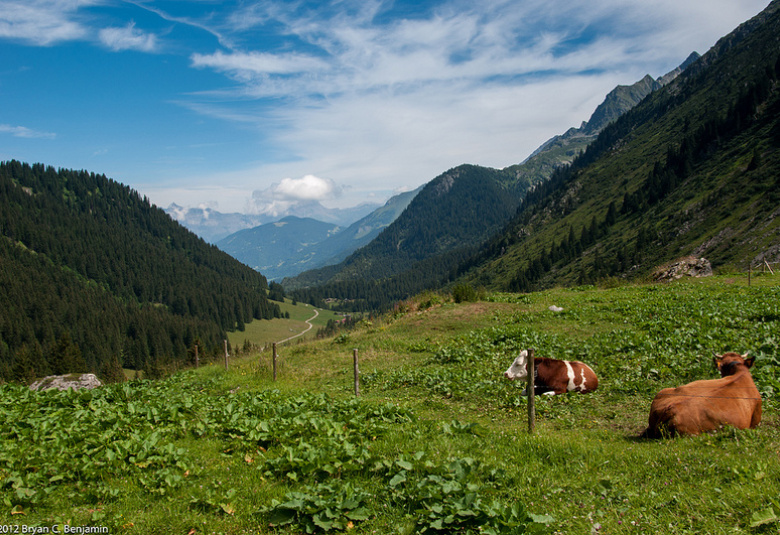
[0,0,770,217]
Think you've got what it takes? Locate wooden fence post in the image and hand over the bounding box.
[224,340,228,370]
[353,348,360,397]
[195,345,199,369]
[527,348,536,434]
[273,343,278,381]
[748,264,752,286]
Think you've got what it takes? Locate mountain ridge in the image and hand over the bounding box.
[284,53,703,299]
[166,200,380,243]
[215,187,421,281]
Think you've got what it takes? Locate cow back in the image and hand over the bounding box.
[643,370,761,438]
[534,358,598,395]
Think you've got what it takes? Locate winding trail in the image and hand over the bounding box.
[276,308,320,345]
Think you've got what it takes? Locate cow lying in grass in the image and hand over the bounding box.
[641,352,762,438]
[503,350,599,395]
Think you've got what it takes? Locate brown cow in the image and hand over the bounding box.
[641,352,762,438]
[503,350,598,395]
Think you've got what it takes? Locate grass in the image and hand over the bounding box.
[3,274,779,534]
[227,299,342,349]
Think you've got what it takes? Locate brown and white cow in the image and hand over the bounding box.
[641,352,762,438]
[503,350,598,395]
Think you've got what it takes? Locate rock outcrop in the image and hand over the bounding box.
[652,257,713,282]
[30,373,103,392]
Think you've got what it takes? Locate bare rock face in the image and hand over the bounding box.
[30,373,103,392]
[652,256,713,282]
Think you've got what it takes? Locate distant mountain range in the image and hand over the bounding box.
[216,187,420,280]
[165,200,381,243]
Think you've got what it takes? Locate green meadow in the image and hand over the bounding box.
[2,274,779,534]
[227,300,343,350]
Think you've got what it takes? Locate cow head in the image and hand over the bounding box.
[713,352,754,376]
[504,350,529,380]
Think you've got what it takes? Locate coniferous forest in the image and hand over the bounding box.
[0,161,280,383]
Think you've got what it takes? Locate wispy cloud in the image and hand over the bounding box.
[176,0,667,191]
[98,22,158,52]
[0,123,56,139]
[178,0,769,182]
[0,0,93,45]
[0,0,768,213]
[191,50,329,77]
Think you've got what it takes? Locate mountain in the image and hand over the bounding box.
[502,52,700,194]
[216,216,342,279]
[0,161,281,383]
[288,187,422,274]
[215,187,420,281]
[284,56,701,304]
[285,164,520,291]
[165,205,269,244]
[209,57,697,284]
[289,2,780,311]
[166,200,380,243]
[460,1,780,292]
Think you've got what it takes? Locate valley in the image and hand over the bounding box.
[2,2,779,534]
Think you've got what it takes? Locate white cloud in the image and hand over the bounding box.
[99,22,158,52]
[247,174,343,215]
[0,123,56,139]
[0,0,92,45]
[273,175,341,201]
[190,50,329,78]
[176,0,767,207]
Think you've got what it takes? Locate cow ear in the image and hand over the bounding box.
[744,356,755,368]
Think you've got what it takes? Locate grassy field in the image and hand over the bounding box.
[227,299,343,349]
[2,274,779,534]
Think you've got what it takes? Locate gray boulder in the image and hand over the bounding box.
[30,373,103,392]
[652,257,713,282]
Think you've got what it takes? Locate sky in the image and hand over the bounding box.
[0,0,770,217]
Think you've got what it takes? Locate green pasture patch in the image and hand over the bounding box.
[228,301,340,349]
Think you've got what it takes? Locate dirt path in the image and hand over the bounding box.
[276,308,320,345]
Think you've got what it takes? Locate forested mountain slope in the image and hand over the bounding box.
[285,164,518,291]
[460,1,780,291]
[0,161,280,382]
